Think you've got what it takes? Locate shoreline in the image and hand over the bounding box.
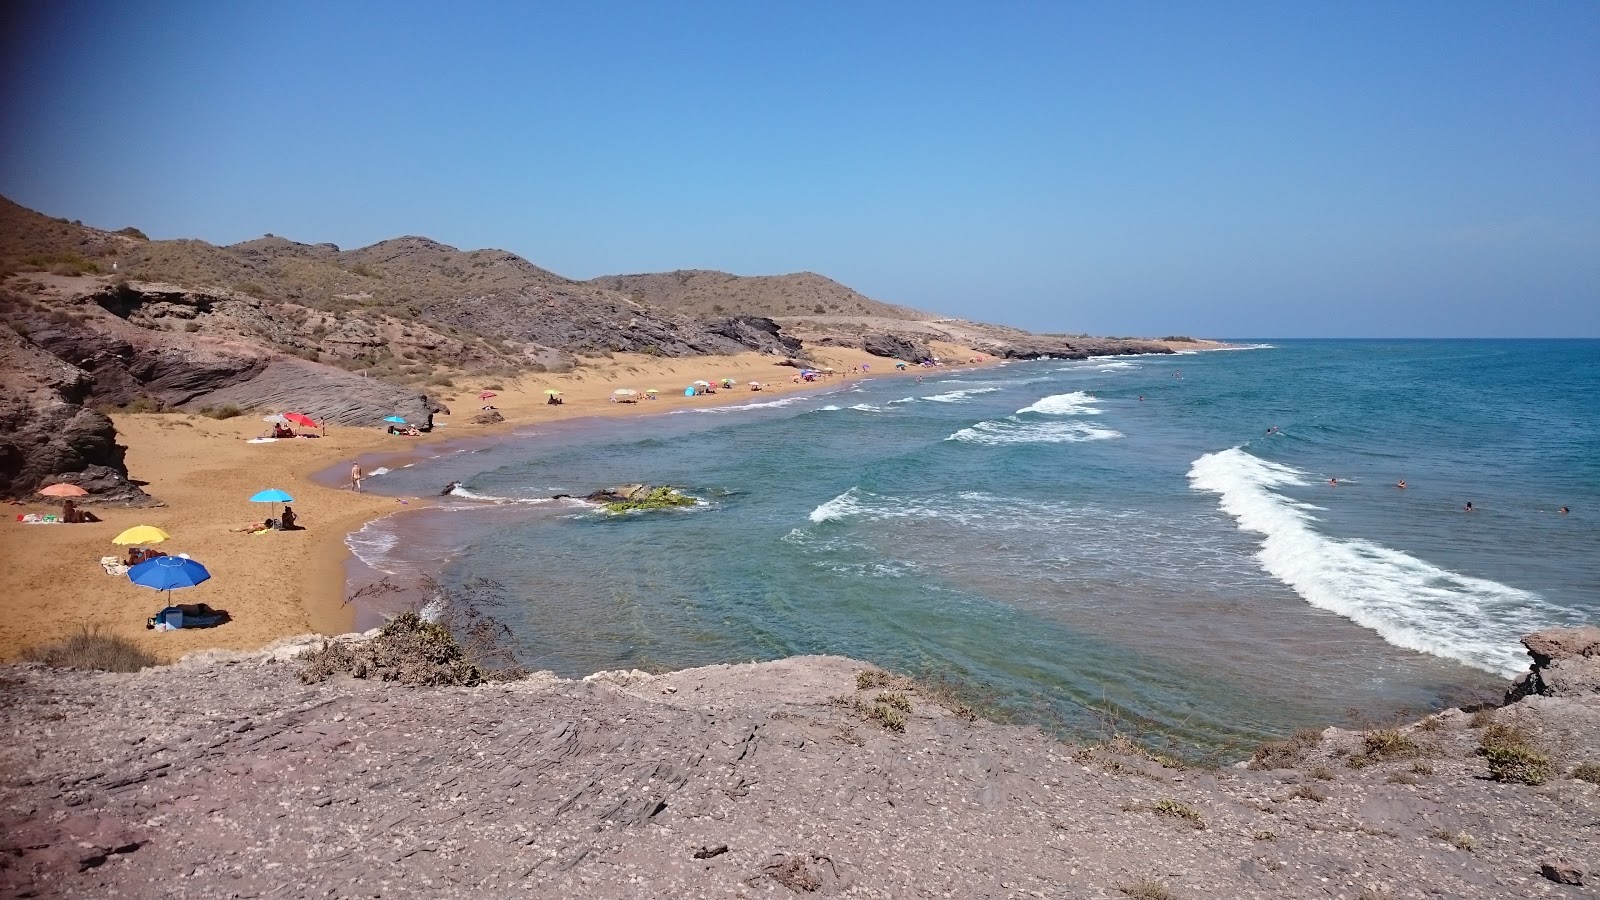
[14,341,1144,661]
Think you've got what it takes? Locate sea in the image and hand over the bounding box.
[342,340,1598,759]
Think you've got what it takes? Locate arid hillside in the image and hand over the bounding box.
[587,269,930,320]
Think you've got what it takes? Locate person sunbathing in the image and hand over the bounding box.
[61,500,101,523]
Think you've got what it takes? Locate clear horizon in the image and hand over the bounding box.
[2,2,1595,338]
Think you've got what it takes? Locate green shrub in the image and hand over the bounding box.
[116,226,149,240]
[24,626,156,672]
[184,321,202,332]
[1483,745,1549,785]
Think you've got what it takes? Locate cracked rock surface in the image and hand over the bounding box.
[2,643,1596,899]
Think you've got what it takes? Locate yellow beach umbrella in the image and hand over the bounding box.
[645,388,659,394]
[544,389,562,396]
[113,525,171,546]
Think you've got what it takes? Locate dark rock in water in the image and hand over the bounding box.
[470,409,504,425]
[1507,626,1600,702]
[584,484,652,504]
[862,332,931,362]
[1542,859,1587,885]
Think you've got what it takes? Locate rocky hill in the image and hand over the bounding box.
[0,195,1182,498]
[587,269,930,321]
[0,628,1594,898]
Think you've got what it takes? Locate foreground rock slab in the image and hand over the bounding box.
[2,645,1596,899]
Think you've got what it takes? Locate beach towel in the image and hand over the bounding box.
[99,556,129,576]
[150,605,227,629]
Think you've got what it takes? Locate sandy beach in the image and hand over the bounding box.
[0,343,1011,662]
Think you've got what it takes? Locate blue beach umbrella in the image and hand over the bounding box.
[128,555,212,593]
[383,415,408,424]
[249,488,294,521]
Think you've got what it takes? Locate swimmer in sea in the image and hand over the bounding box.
[1464,501,1474,512]
[1559,506,1569,514]
[1329,477,1338,486]
[1396,480,1406,489]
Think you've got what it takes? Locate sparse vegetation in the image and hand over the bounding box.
[1252,830,1276,841]
[1288,784,1327,802]
[1151,798,1205,829]
[1159,335,1197,342]
[1468,708,1497,728]
[601,486,697,514]
[1347,729,1422,768]
[23,626,157,672]
[1118,878,1175,900]
[1250,727,1323,769]
[1476,720,1549,784]
[199,404,245,420]
[1430,828,1477,852]
[1482,745,1550,785]
[116,226,149,240]
[1571,762,1600,784]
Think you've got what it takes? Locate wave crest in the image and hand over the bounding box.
[1188,447,1563,676]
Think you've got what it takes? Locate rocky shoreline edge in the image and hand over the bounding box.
[3,628,1595,899]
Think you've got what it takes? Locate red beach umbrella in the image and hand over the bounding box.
[479,391,497,400]
[38,483,88,497]
[284,412,320,429]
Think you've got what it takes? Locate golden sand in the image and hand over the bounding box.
[0,344,990,661]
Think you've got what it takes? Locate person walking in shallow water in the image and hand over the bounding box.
[350,462,364,493]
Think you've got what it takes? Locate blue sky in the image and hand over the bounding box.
[2,2,1596,337]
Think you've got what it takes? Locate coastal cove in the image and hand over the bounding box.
[342,340,1599,759]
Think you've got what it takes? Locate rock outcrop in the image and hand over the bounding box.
[1,633,1596,900]
[862,331,933,362]
[0,326,155,504]
[1507,626,1600,702]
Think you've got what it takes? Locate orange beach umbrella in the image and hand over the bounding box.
[38,483,88,497]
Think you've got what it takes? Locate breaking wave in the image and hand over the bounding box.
[947,419,1122,445]
[1188,447,1566,676]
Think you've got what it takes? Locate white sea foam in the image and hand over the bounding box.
[345,517,401,574]
[447,485,556,504]
[848,403,884,412]
[671,396,806,414]
[817,405,842,411]
[920,387,1000,403]
[809,487,865,523]
[1016,391,1101,416]
[947,419,1122,445]
[1188,447,1560,676]
[368,466,391,477]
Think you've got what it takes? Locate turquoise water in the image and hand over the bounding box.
[350,340,1598,756]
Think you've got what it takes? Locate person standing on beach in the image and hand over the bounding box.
[350,462,364,493]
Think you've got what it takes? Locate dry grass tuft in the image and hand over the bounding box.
[1250,727,1323,770]
[1570,762,1600,784]
[1430,828,1477,852]
[23,626,157,672]
[1119,877,1175,900]
[1288,784,1328,802]
[1152,798,1205,829]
